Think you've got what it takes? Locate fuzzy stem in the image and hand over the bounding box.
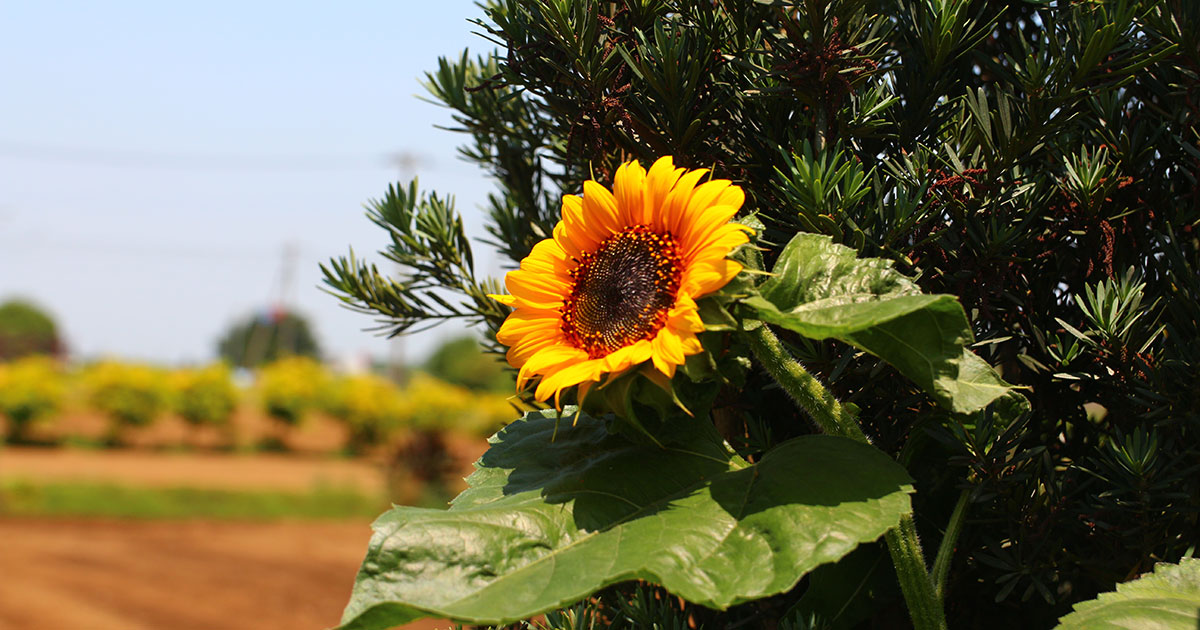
[932,488,971,601]
[886,515,945,630]
[746,324,864,441]
[748,324,946,630]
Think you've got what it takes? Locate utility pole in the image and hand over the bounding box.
[274,241,299,356]
[243,241,299,366]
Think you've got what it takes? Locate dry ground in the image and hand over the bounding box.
[0,425,492,630]
[0,517,451,630]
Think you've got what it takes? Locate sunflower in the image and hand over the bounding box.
[491,156,750,404]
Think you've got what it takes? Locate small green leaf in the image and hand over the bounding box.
[743,233,1011,414]
[340,408,913,629]
[1057,558,1200,630]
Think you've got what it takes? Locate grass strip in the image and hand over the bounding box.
[0,479,386,520]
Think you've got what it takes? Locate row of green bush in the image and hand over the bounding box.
[0,355,518,450]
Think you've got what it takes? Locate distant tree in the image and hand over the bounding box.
[216,308,320,368]
[422,335,513,392]
[0,299,62,360]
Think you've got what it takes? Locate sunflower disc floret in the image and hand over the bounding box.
[491,157,750,403]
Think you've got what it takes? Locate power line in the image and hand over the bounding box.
[0,234,347,262]
[0,140,419,172]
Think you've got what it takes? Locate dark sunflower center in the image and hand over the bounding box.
[561,225,683,359]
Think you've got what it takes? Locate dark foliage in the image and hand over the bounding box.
[216,308,321,368]
[0,298,62,360]
[327,0,1200,627]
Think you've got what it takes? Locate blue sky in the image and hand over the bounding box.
[0,1,504,365]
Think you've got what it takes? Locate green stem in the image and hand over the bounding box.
[886,515,945,630]
[748,324,946,630]
[746,324,865,442]
[932,488,971,601]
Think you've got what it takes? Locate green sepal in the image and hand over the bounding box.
[583,368,662,446]
[698,297,740,331]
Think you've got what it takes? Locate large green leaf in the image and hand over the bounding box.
[743,233,1011,413]
[340,408,913,629]
[1057,558,1200,629]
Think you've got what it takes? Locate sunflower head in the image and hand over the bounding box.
[491,157,751,405]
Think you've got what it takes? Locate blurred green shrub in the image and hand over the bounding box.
[171,363,238,429]
[257,356,329,427]
[383,374,515,505]
[83,361,169,443]
[400,373,518,437]
[324,372,405,454]
[0,356,65,443]
[0,299,61,360]
[422,336,513,392]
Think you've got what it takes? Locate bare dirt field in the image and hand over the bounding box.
[0,429,493,629]
[0,517,451,630]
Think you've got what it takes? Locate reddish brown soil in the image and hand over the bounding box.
[0,424,492,629]
[0,517,451,630]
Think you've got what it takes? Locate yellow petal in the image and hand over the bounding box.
[560,194,602,254]
[505,330,563,368]
[521,238,571,275]
[582,180,622,240]
[682,258,744,297]
[519,344,586,392]
[657,328,687,365]
[684,179,734,212]
[658,168,710,236]
[505,269,569,308]
[613,160,647,225]
[602,339,654,372]
[488,293,517,306]
[659,323,703,357]
[535,359,604,402]
[497,310,560,346]
[649,334,679,379]
[679,204,740,259]
[715,185,745,210]
[679,333,703,354]
[523,344,585,373]
[553,221,585,261]
[676,179,733,236]
[644,157,682,225]
[668,300,705,334]
[686,224,752,265]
